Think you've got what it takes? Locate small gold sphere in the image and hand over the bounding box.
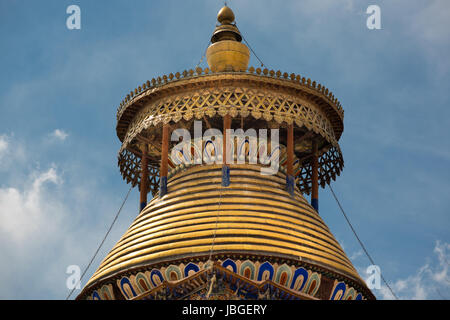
[217,6,235,24]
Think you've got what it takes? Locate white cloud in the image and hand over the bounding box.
[0,134,26,171]
[50,129,68,141]
[0,165,85,299]
[0,135,138,299]
[394,0,450,77]
[350,249,364,261]
[413,0,450,45]
[0,135,8,159]
[431,242,450,283]
[0,163,118,299]
[379,241,450,300]
[0,167,63,244]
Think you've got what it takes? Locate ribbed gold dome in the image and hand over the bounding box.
[85,164,364,289]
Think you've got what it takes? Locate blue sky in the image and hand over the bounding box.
[0,0,449,300]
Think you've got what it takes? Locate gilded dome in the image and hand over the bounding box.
[79,164,373,299]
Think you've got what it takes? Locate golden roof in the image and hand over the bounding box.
[83,164,365,290]
[115,69,345,196]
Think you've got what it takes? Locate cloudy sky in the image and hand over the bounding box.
[0,0,449,300]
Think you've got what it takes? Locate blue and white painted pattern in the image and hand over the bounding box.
[87,259,366,300]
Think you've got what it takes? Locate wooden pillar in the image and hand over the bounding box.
[311,139,319,212]
[286,124,295,196]
[222,115,231,187]
[160,124,169,198]
[140,144,149,211]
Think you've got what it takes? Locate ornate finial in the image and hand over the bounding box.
[206,6,250,72]
[217,5,235,24]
